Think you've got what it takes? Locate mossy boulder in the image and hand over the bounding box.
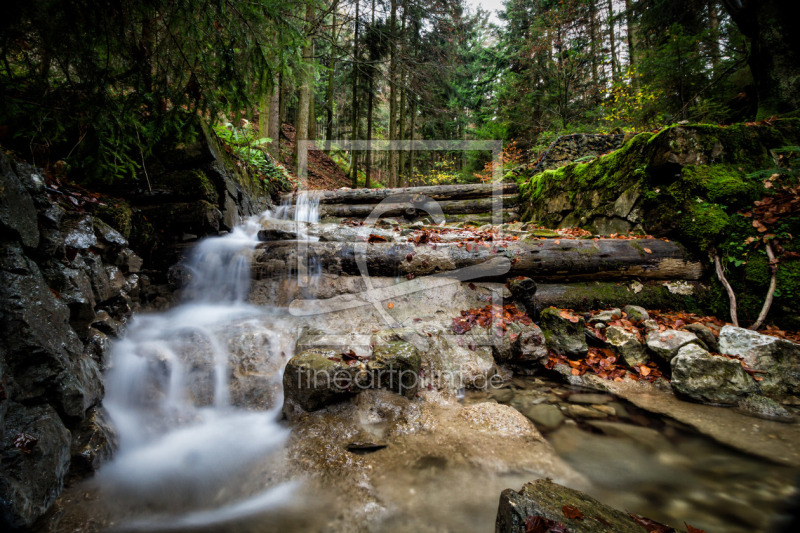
[539,307,588,358]
[496,478,654,533]
[367,341,421,398]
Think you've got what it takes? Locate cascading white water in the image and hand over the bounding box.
[97,194,321,528]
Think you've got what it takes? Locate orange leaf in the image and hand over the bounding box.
[387,302,394,309]
[685,523,706,533]
[570,368,580,375]
[643,247,652,254]
[640,366,651,376]
[562,505,584,520]
[554,239,561,244]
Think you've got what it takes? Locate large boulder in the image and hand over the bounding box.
[0,154,39,249]
[719,325,800,403]
[671,344,757,405]
[540,307,588,358]
[0,403,71,530]
[496,478,654,533]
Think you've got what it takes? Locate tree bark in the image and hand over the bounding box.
[350,0,361,187]
[326,9,337,151]
[315,195,518,218]
[721,0,800,118]
[295,3,315,178]
[268,73,280,155]
[253,238,704,282]
[388,0,399,188]
[607,0,618,83]
[281,182,518,204]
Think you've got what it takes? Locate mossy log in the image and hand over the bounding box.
[287,195,519,219]
[253,238,702,282]
[281,182,518,204]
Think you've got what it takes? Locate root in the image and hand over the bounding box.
[749,242,778,331]
[714,252,739,327]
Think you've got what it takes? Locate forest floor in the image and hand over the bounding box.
[278,124,351,190]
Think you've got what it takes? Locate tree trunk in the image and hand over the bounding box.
[388,0,399,188]
[607,0,618,83]
[253,238,703,282]
[721,0,800,118]
[707,0,720,69]
[326,10,337,151]
[309,39,317,141]
[268,73,280,155]
[589,0,599,89]
[350,0,361,187]
[294,3,315,178]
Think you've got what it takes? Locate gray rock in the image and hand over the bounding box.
[671,344,757,405]
[91,310,122,337]
[737,395,793,422]
[588,308,622,325]
[0,403,71,530]
[683,322,719,352]
[520,404,564,430]
[38,204,66,257]
[605,325,648,366]
[480,322,548,366]
[496,478,651,533]
[646,328,704,362]
[540,307,588,358]
[568,393,613,404]
[587,421,668,451]
[92,218,128,250]
[507,277,537,318]
[566,404,608,419]
[257,228,298,241]
[114,248,143,273]
[69,406,118,477]
[719,325,800,402]
[283,341,421,416]
[622,305,649,324]
[63,215,97,250]
[104,265,126,298]
[56,354,104,419]
[0,153,40,249]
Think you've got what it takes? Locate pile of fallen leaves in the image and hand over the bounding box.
[452,303,532,335]
[545,347,662,383]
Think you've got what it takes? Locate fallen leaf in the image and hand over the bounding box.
[562,505,584,520]
[643,248,652,254]
[387,302,394,309]
[685,523,706,533]
[627,512,673,533]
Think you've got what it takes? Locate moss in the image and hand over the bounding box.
[680,164,764,208]
[679,202,730,251]
[157,169,218,203]
[95,200,133,239]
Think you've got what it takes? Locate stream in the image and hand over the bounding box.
[43,195,798,533]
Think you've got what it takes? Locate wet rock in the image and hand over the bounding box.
[0,153,39,249]
[68,406,118,477]
[540,307,588,358]
[79,252,114,303]
[283,341,421,416]
[0,403,71,530]
[586,421,668,452]
[490,388,515,404]
[496,478,649,533]
[459,402,540,437]
[671,344,757,405]
[258,228,298,241]
[520,404,564,431]
[62,215,97,250]
[738,395,793,422]
[566,404,608,419]
[477,322,548,366]
[605,325,648,366]
[622,305,649,324]
[368,341,421,398]
[646,328,704,362]
[507,277,537,318]
[588,308,622,325]
[83,328,110,365]
[683,322,719,352]
[38,204,66,257]
[114,248,143,273]
[719,325,800,403]
[567,393,613,404]
[92,218,128,251]
[56,354,104,419]
[104,265,126,298]
[90,310,122,337]
[42,262,97,335]
[167,263,192,291]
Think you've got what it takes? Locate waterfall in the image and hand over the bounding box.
[97,194,320,528]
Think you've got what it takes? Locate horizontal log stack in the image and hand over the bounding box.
[281,183,520,222]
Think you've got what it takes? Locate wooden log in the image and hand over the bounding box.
[320,210,521,225]
[253,238,703,282]
[251,274,707,313]
[281,182,518,204]
[288,195,519,219]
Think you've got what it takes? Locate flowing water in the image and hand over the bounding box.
[92,197,323,529]
[53,193,799,533]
